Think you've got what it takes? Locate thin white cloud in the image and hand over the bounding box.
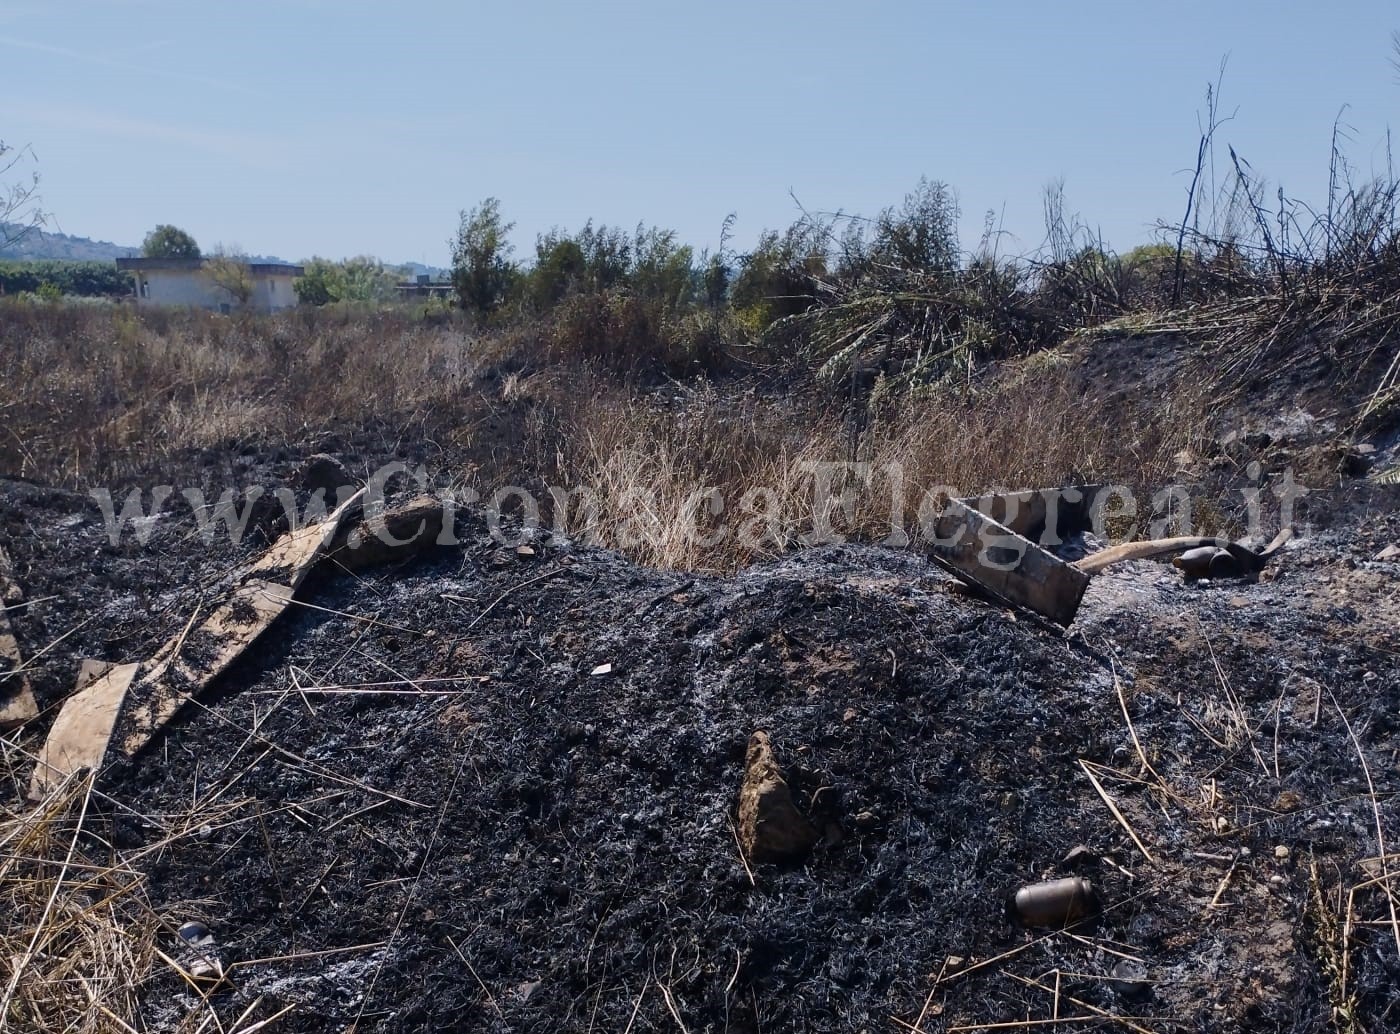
[30,103,290,170]
[0,33,264,97]
[116,38,176,60]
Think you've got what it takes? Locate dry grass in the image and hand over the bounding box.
[0,716,335,1032]
[541,355,1214,571]
[0,298,1297,576]
[0,302,481,485]
[0,769,156,1033]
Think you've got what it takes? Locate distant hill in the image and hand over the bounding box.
[0,224,135,262]
[0,222,442,274]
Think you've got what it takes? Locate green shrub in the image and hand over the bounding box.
[730,221,828,325]
[451,198,518,314]
[0,260,131,297]
[295,256,397,306]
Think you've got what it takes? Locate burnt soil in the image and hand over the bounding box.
[2,346,1400,1034]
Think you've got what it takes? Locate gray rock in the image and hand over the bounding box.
[737,731,817,864]
[298,453,357,501]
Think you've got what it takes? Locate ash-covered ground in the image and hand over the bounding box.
[2,460,1398,1033]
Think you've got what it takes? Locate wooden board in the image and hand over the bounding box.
[932,499,1092,626]
[28,661,139,799]
[0,594,37,731]
[958,485,1102,543]
[29,489,367,794]
[118,580,293,757]
[249,487,367,591]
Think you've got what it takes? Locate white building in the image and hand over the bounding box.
[116,257,304,313]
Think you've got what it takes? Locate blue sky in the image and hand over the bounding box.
[4,0,1397,267]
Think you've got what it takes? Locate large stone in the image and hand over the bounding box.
[331,496,446,570]
[298,453,357,501]
[737,731,817,863]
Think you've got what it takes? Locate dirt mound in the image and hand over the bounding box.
[3,464,1399,1032]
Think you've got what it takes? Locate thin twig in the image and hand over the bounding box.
[458,567,566,632]
[447,936,503,1018]
[728,819,755,887]
[1330,689,1400,956]
[1079,759,1156,865]
[1111,658,1163,786]
[1010,973,1162,1034]
[621,979,651,1034]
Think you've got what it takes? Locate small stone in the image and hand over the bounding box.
[1214,816,1230,833]
[1111,959,1151,1001]
[1274,845,1290,860]
[842,707,858,722]
[737,732,818,863]
[1238,845,1251,857]
[1270,874,1285,884]
[297,453,356,500]
[1062,844,1097,869]
[945,955,965,970]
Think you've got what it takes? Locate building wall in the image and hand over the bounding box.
[137,270,229,310]
[249,273,299,312]
[133,269,300,312]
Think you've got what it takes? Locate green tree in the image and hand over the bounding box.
[530,231,587,309]
[336,255,397,303]
[295,257,338,306]
[204,246,252,305]
[142,224,201,260]
[0,261,129,297]
[451,198,516,314]
[868,178,960,273]
[528,221,676,311]
[700,253,730,308]
[631,225,693,307]
[730,220,829,325]
[296,256,399,306]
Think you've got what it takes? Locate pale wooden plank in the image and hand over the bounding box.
[247,486,367,591]
[0,603,37,730]
[118,580,293,757]
[28,661,139,799]
[26,488,367,791]
[0,545,21,605]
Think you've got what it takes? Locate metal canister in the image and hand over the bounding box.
[1173,546,1235,579]
[1010,877,1100,927]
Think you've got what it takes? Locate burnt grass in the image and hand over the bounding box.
[3,469,1400,1032]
